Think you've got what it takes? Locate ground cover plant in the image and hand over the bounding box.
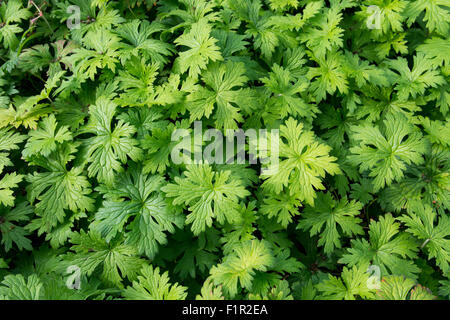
[0,0,449,300]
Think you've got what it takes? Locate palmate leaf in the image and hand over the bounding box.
[123,265,188,300]
[378,144,450,214]
[92,165,183,259]
[404,0,450,35]
[141,120,191,174]
[354,87,421,122]
[418,116,450,147]
[174,19,223,79]
[211,29,248,59]
[162,164,250,235]
[117,108,168,139]
[0,274,43,300]
[429,85,450,116]
[306,51,349,102]
[260,191,302,228]
[261,118,341,206]
[210,240,274,298]
[299,6,344,59]
[81,97,142,185]
[187,61,256,129]
[277,47,308,79]
[0,0,31,25]
[261,64,316,120]
[398,204,450,274]
[416,37,450,67]
[0,0,449,302]
[339,214,420,279]
[68,230,145,288]
[0,0,31,49]
[349,113,428,192]
[357,0,407,34]
[350,178,374,205]
[17,246,116,300]
[65,1,125,43]
[19,40,77,75]
[26,143,94,233]
[141,125,177,174]
[386,53,445,101]
[342,51,389,88]
[115,60,187,109]
[316,264,375,300]
[375,275,435,300]
[158,0,220,27]
[297,192,364,254]
[19,44,53,74]
[22,115,72,158]
[116,57,159,107]
[316,103,356,149]
[116,20,174,65]
[0,102,52,131]
[27,215,79,249]
[364,32,409,62]
[71,30,121,80]
[226,0,282,60]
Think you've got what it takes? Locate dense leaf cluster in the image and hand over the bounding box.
[0,0,448,300]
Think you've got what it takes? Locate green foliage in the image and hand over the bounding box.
[22,114,72,158]
[261,117,341,205]
[92,165,183,259]
[0,172,23,207]
[349,113,428,191]
[0,0,447,301]
[398,204,450,274]
[297,192,364,254]
[210,239,274,297]
[67,230,144,288]
[195,279,224,300]
[26,143,95,233]
[0,128,26,174]
[123,265,188,300]
[174,19,223,79]
[187,61,255,129]
[339,214,420,279]
[80,97,142,185]
[375,275,436,300]
[0,201,32,252]
[162,164,250,235]
[316,265,375,300]
[0,274,42,300]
